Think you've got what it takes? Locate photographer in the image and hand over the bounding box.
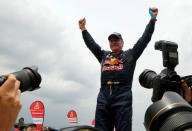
[0,74,22,131]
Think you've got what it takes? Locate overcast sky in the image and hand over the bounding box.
[0,0,192,130]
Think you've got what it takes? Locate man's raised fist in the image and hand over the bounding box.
[79,18,86,30]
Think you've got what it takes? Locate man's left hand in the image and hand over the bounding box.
[149,7,158,18]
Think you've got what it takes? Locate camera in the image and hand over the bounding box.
[139,40,192,102]
[0,66,41,92]
[139,40,192,131]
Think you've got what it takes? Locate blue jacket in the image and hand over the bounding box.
[82,20,155,88]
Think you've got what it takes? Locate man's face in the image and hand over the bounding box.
[109,37,123,53]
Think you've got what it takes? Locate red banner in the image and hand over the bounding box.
[30,101,45,131]
[67,110,78,124]
[91,120,95,126]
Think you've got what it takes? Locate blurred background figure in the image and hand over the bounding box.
[18,117,26,130]
[25,123,36,131]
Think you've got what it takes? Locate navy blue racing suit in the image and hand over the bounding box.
[82,20,156,131]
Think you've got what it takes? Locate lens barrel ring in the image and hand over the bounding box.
[147,102,186,130]
[145,92,192,131]
[159,112,192,131]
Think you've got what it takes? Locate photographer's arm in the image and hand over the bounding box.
[0,74,22,131]
[79,18,104,63]
[131,8,158,60]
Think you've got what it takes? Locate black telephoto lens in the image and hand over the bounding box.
[144,92,192,131]
[0,66,41,92]
[139,69,157,89]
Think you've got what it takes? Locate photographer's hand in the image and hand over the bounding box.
[0,74,22,131]
[79,18,86,31]
[181,80,192,102]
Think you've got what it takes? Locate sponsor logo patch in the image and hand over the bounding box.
[102,57,123,71]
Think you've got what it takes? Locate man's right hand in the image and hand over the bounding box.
[79,18,86,31]
[0,74,22,131]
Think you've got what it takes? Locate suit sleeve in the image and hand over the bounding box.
[131,20,156,60]
[82,30,104,63]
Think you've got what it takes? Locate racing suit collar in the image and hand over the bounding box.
[112,50,123,55]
